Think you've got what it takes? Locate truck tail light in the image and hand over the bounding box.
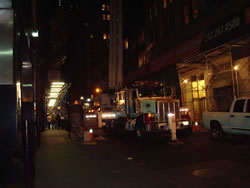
[144,113,156,123]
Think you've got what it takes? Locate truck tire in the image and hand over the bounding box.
[135,116,146,139]
[210,122,223,140]
[135,125,146,139]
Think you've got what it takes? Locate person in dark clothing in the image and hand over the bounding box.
[56,114,61,129]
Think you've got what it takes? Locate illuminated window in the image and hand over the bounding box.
[102,4,106,11]
[154,1,157,16]
[184,4,190,24]
[191,75,206,99]
[107,5,110,11]
[102,14,106,20]
[107,14,111,21]
[138,55,145,68]
[192,0,199,19]
[163,0,167,8]
[103,33,107,40]
[124,39,129,50]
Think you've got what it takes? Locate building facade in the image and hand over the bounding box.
[123,0,250,124]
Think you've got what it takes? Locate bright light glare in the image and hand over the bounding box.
[31,31,39,37]
[182,121,189,126]
[168,113,175,117]
[89,129,93,133]
[50,88,61,93]
[102,113,116,118]
[85,114,97,118]
[234,65,238,70]
[195,121,199,126]
[52,82,65,85]
[180,108,189,112]
[48,99,56,107]
[86,98,91,102]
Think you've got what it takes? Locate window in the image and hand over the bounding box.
[102,4,106,11]
[103,33,107,40]
[106,5,110,11]
[149,8,152,22]
[124,39,129,50]
[192,0,199,19]
[191,74,206,99]
[247,100,250,112]
[154,1,158,16]
[163,0,167,8]
[102,14,106,20]
[233,100,245,112]
[107,14,111,21]
[184,4,190,24]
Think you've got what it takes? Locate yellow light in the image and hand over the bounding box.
[183,79,188,84]
[119,99,125,105]
[234,65,238,71]
[95,88,101,93]
[74,100,79,105]
[57,106,61,110]
[48,99,56,107]
[148,113,152,118]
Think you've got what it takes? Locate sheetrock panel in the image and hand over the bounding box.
[0,9,13,84]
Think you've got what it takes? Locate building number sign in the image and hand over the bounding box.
[204,16,241,43]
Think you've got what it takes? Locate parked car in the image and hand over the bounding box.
[203,97,250,139]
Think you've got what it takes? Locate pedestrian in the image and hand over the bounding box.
[56,113,61,130]
[65,113,72,139]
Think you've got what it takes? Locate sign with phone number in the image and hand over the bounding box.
[204,16,241,43]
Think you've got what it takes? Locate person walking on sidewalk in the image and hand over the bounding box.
[56,113,61,130]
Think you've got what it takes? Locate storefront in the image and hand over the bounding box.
[177,7,250,123]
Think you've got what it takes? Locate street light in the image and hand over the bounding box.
[234,65,239,97]
[95,87,101,93]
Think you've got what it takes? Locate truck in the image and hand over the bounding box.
[203,97,250,140]
[105,81,192,139]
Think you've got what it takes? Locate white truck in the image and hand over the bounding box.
[203,98,250,139]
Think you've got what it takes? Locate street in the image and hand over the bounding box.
[34,130,250,188]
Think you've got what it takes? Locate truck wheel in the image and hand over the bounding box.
[210,123,222,140]
[135,125,146,139]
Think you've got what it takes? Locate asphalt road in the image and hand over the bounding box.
[34,130,250,188]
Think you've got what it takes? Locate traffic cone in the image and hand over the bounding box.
[89,129,94,140]
[194,122,200,132]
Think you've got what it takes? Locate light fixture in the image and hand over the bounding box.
[234,65,238,71]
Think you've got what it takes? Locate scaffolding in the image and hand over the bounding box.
[177,36,250,123]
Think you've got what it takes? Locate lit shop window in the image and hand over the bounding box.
[192,0,199,19]
[191,75,206,99]
[107,14,111,21]
[163,0,167,8]
[102,14,106,20]
[124,39,129,50]
[102,4,106,11]
[103,33,107,40]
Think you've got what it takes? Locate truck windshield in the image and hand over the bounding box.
[138,87,165,97]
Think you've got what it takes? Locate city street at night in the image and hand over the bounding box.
[34,130,250,188]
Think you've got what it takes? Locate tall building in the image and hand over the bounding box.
[122,0,250,123]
